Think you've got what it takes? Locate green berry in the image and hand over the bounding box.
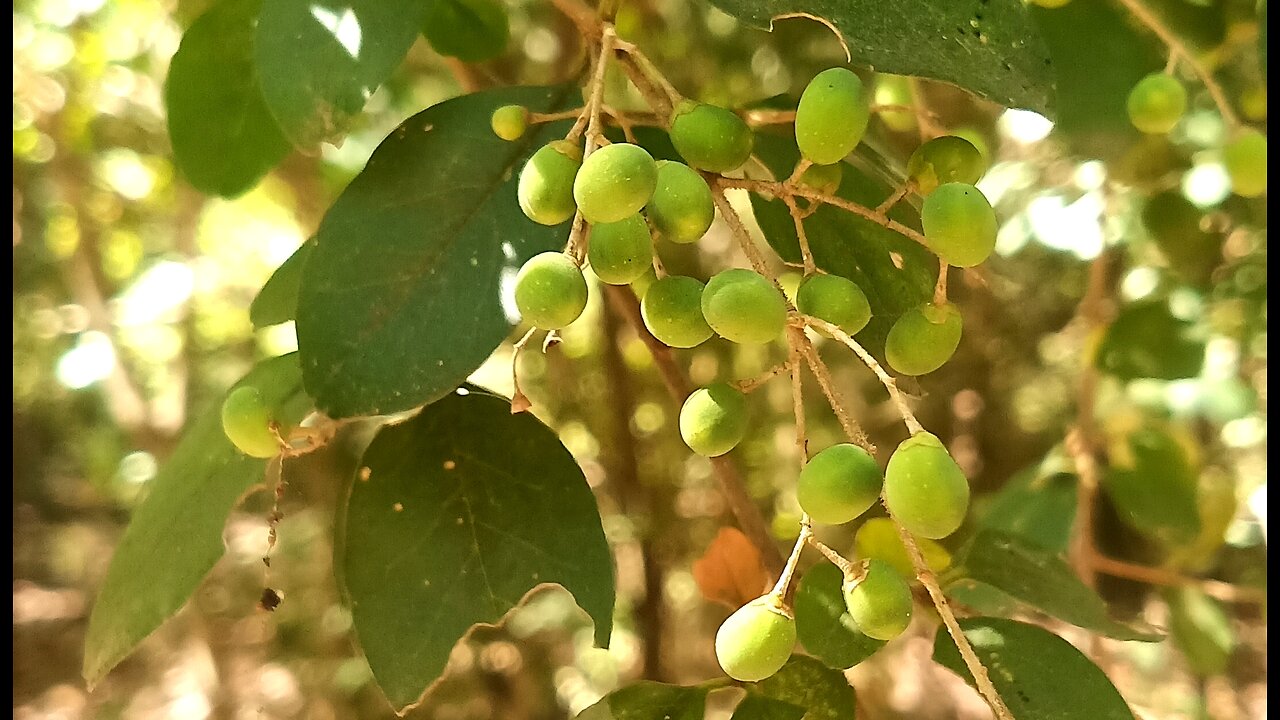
[1127,73,1187,135]
[874,74,917,134]
[679,382,749,457]
[796,274,871,337]
[921,183,997,267]
[641,275,713,348]
[853,517,952,578]
[796,162,843,195]
[513,252,588,329]
[669,100,755,173]
[518,140,581,226]
[588,214,652,285]
[715,594,796,682]
[490,104,528,141]
[796,68,872,165]
[648,160,715,244]
[422,0,510,62]
[222,386,280,458]
[1223,128,1268,197]
[907,136,986,195]
[573,143,658,224]
[797,443,882,525]
[885,302,962,376]
[701,269,788,345]
[843,559,913,641]
[883,431,970,540]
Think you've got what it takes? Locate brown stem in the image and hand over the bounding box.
[934,261,950,306]
[784,195,817,275]
[1090,555,1268,605]
[800,316,924,435]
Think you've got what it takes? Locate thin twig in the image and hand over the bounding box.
[1090,555,1268,605]
[794,334,875,453]
[876,184,911,214]
[806,535,856,576]
[783,195,817,274]
[800,315,925,435]
[510,327,538,413]
[734,361,791,394]
[933,261,949,306]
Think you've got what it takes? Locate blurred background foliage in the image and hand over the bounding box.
[11,0,1266,718]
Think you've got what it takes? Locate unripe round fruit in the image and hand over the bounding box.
[513,252,588,329]
[222,386,280,458]
[797,162,843,195]
[669,101,755,173]
[701,269,788,345]
[588,214,652,285]
[796,68,872,165]
[1127,73,1187,135]
[679,382,749,457]
[715,594,796,682]
[1222,128,1268,197]
[518,140,581,225]
[853,517,952,578]
[648,161,715,244]
[874,74,917,134]
[920,183,997,267]
[885,302,962,376]
[797,443,883,525]
[907,136,985,196]
[1030,0,1072,8]
[573,143,658,224]
[641,275,713,348]
[490,104,528,141]
[843,559,913,641]
[796,274,871,337]
[883,431,970,539]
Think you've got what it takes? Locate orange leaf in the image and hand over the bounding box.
[692,527,771,609]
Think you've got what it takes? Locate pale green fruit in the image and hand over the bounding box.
[1127,73,1187,135]
[679,382,748,457]
[1222,128,1267,197]
[796,68,872,165]
[853,517,952,578]
[796,162,843,195]
[588,213,652,285]
[885,302,962,376]
[883,431,970,539]
[573,143,658,224]
[844,559,913,641]
[701,269,788,345]
[669,100,755,173]
[715,594,796,681]
[641,275,713,348]
[513,252,588,329]
[874,74,917,134]
[797,443,882,525]
[796,274,871,337]
[907,136,985,195]
[518,140,581,225]
[490,104,528,141]
[222,386,280,458]
[920,183,997,267]
[648,160,714,244]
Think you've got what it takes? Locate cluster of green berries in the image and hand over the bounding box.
[1125,73,1268,197]
[715,431,970,681]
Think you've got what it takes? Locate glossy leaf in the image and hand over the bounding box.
[83,354,311,687]
[706,0,1055,114]
[1096,301,1205,381]
[1166,587,1236,677]
[165,0,291,197]
[934,618,1136,720]
[251,238,314,328]
[949,529,1161,641]
[422,0,510,62]
[296,85,578,418]
[256,0,428,147]
[794,562,886,669]
[732,694,806,720]
[338,388,614,712]
[979,467,1077,553]
[576,682,707,720]
[750,656,856,720]
[1103,424,1201,545]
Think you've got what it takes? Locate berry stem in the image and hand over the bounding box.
[783,195,817,275]
[933,261,949,306]
[1111,0,1240,128]
[806,535,856,577]
[734,361,792,394]
[792,331,876,453]
[875,184,911,214]
[771,517,812,600]
[510,326,539,414]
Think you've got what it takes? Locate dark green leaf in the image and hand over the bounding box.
[576,682,707,720]
[422,0,510,62]
[794,562,885,669]
[256,0,427,147]
[165,0,291,197]
[980,467,1077,553]
[1166,587,1235,677]
[732,693,806,720]
[251,238,315,328]
[1102,424,1201,544]
[933,618,1136,720]
[751,656,856,720]
[84,354,311,687]
[750,132,935,355]
[338,388,614,712]
[949,529,1162,641]
[705,0,1055,115]
[296,85,578,418]
[1096,301,1206,381]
